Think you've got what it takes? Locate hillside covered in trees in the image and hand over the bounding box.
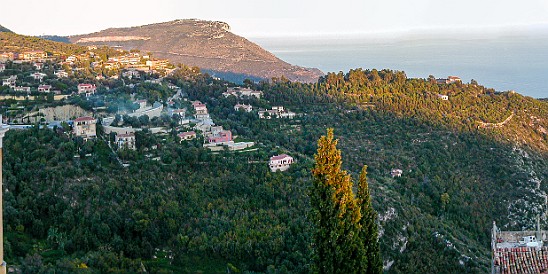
[0,35,547,272]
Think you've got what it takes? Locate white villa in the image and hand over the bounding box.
[391,169,403,178]
[258,106,296,119]
[234,103,253,112]
[77,84,96,97]
[269,154,294,172]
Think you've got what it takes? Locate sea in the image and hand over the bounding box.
[252,35,548,99]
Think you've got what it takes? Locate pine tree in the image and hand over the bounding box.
[311,128,362,273]
[357,165,383,274]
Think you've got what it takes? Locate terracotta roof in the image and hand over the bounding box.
[78,84,95,88]
[270,154,291,161]
[74,116,95,122]
[178,131,196,137]
[494,247,548,274]
[117,133,135,138]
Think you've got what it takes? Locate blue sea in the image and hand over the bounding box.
[252,35,548,99]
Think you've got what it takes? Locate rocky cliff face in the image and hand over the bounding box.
[70,19,324,83]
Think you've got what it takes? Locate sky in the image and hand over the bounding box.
[3,0,548,37]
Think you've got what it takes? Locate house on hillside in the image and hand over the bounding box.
[134,99,148,110]
[73,116,97,140]
[0,63,5,73]
[65,55,78,63]
[269,154,294,172]
[178,131,196,142]
[38,85,52,92]
[0,52,15,62]
[193,103,210,120]
[115,133,136,150]
[33,62,43,70]
[54,70,69,78]
[437,94,449,100]
[258,106,296,119]
[234,103,253,112]
[122,70,140,79]
[19,50,46,61]
[13,86,30,92]
[77,84,96,97]
[208,130,232,144]
[2,76,16,88]
[223,87,263,98]
[391,169,403,178]
[31,72,47,81]
[436,76,462,84]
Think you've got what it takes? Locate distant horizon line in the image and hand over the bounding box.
[246,23,548,39]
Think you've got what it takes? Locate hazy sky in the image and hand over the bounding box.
[3,0,548,37]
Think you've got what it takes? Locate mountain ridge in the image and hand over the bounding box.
[69,19,324,83]
[0,24,12,33]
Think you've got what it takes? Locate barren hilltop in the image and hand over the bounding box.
[70,19,324,83]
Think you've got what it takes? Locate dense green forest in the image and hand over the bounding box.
[1,56,547,272]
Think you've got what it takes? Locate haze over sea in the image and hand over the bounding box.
[253,33,548,99]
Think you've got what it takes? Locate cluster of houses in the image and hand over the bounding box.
[0,47,179,99]
[0,50,48,62]
[0,56,97,95]
[187,100,255,151]
[94,52,170,72]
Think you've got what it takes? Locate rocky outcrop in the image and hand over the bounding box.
[70,19,324,83]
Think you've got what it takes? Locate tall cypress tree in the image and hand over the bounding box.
[357,165,382,274]
[311,128,361,273]
[311,129,382,273]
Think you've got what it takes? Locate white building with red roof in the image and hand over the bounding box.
[208,130,232,144]
[269,154,294,172]
[33,62,43,70]
[37,85,52,92]
[31,72,46,81]
[178,131,196,142]
[54,70,69,78]
[77,84,96,97]
[73,116,96,140]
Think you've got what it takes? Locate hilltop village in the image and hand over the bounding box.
[0,48,297,171]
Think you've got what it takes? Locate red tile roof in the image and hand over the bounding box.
[117,133,135,138]
[178,131,196,137]
[270,154,291,161]
[74,116,95,122]
[78,84,95,88]
[494,247,548,274]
